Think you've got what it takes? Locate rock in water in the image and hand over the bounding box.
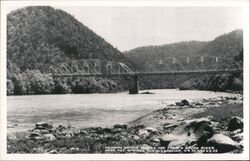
[207,134,238,153]
[175,99,191,106]
[227,116,243,131]
[181,99,190,106]
[35,122,53,130]
[141,91,155,94]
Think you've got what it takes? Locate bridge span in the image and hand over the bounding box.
[52,69,242,77]
[52,69,242,94]
[48,57,243,94]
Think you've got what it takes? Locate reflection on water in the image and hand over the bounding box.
[7,89,237,132]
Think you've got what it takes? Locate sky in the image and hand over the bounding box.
[6,6,243,51]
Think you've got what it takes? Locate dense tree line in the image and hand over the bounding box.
[179,73,243,92]
[7,70,126,95]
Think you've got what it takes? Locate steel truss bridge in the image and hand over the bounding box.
[48,56,242,94]
[7,56,243,94]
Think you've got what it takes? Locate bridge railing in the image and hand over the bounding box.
[145,56,242,73]
[49,56,242,76]
[50,59,135,76]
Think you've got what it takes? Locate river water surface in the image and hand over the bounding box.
[7,89,237,132]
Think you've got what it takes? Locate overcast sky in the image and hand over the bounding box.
[6,6,243,51]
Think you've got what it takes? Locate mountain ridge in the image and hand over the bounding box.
[124,29,243,70]
[7,6,131,72]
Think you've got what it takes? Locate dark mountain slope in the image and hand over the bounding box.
[125,30,243,70]
[124,30,243,91]
[124,41,207,70]
[7,6,133,95]
[197,29,243,57]
[7,6,130,72]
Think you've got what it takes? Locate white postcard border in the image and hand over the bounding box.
[1,0,249,160]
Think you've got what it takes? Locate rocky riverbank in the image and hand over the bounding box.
[7,95,243,154]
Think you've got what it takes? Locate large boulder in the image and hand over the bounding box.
[160,118,214,147]
[181,99,190,106]
[43,134,56,141]
[145,127,162,135]
[39,129,49,134]
[138,127,162,138]
[231,133,243,142]
[207,134,239,153]
[175,99,191,106]
[49,149,58,154]
[138,129,149,137]
[29,132,41,138]
[227,116,243,131]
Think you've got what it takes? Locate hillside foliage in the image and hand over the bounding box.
[125,30,243,71]
[125,30,243,91]
[7,6,131,95]
[124,41,208,70]
[7,6,131,72]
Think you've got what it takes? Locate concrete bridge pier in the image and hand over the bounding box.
[128,75,139,94]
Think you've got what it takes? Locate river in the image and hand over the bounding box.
[7,89,238,132]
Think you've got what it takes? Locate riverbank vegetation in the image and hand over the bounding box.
[179,73,243,92]
[7,70,126,95]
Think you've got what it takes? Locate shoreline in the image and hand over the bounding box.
[7,87,243,96]
[7,89,241,133]
[7,94,243,154]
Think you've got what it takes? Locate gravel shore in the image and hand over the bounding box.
[7,95,243,154]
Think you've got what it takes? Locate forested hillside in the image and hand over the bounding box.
[7,6,131,95]
[7,6,131,72]
[125,30,243,70]
[197,30,243,57]
[125,30,243,91]
[124,41,207,70]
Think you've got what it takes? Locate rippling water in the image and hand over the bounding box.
[7,89,237,132]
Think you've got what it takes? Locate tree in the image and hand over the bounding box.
[53,79,70,94]
[12,73,28,95]
[7,79,14,95]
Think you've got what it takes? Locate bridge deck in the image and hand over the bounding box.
[52,69,243,77]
